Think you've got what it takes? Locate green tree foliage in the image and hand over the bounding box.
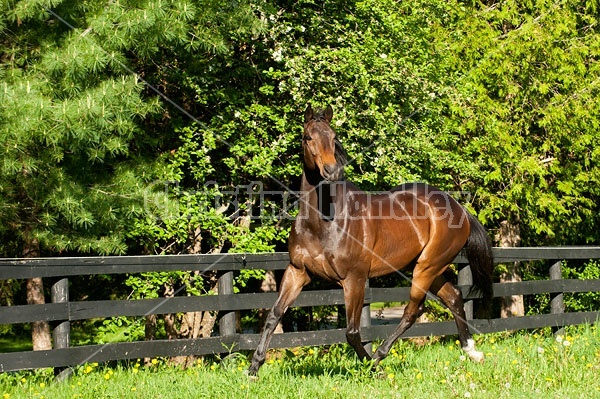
[0,0,268,346]
[443,0,600,244]
[5,0,597,256]
[2,0,600,334]
[0,0,266,255]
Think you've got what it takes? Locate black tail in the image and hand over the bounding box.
[465,212,494,314]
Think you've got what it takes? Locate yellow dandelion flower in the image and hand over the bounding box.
[21,378,26,383]
[4,393,11,399]
[104,373,111,380]
[417,373,422,379]
[387,373,395,380]
[151,358,158,365]
[39,383,46,388]
[131,388,137,392]
[92,362,98,367]
[132,368,139,374]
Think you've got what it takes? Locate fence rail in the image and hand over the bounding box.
[1,247,600,374]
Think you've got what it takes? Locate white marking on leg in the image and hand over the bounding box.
[462,338,484,363]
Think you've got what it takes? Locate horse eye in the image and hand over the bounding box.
[303,135,312,141]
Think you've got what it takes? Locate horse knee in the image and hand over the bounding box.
[405,302,423,324]
[346,327,361,344]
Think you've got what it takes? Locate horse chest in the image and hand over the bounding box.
[289,234,347,281]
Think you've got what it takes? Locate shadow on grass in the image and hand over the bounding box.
[273,345,383,379]
[0,336,32,352]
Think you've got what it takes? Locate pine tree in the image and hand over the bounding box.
[0,0,265,349]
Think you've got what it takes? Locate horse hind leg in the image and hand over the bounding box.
[371,273,430,367]
[430,273,484,362]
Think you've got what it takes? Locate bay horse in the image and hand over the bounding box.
[248,105,493,376]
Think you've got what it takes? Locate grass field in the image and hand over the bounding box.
[2,324,600,399]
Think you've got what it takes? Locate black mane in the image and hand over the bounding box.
[334,137,348,179]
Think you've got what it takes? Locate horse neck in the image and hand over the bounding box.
[298,169,347,223]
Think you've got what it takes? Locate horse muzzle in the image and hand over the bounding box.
[321,163,343,182]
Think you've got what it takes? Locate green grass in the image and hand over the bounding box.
[0,336,31,353]
[369,301,403,311]
[2,324,600,398]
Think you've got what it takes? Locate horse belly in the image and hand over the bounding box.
[366,217,428,278]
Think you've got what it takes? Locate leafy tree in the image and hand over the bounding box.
[445,0,600,245]
[438,0,600,315]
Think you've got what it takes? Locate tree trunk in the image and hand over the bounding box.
[143,314,157,365]
[163,230,221,367]
[145,314,157,341]
[23,236,52,351]
[498,219,525,318]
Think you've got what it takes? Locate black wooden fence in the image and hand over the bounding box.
[1,247,600,375]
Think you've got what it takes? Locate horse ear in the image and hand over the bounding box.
[323,105,333,123]
[304,104,313,124]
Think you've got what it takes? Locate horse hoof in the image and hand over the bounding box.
[468,351,485,363]
[245,368,259,381]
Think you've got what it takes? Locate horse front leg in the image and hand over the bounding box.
[342,277,372,361]
[248,264,310,376]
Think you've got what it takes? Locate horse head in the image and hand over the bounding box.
[302,104,345,182]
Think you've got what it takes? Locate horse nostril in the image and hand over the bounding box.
[323,163,338,177]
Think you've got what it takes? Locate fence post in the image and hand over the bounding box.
[360,279,372,356]
[218,271,237,337]
[458,265,474,320]
[51,278,71,381]
[549,260,565,336]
